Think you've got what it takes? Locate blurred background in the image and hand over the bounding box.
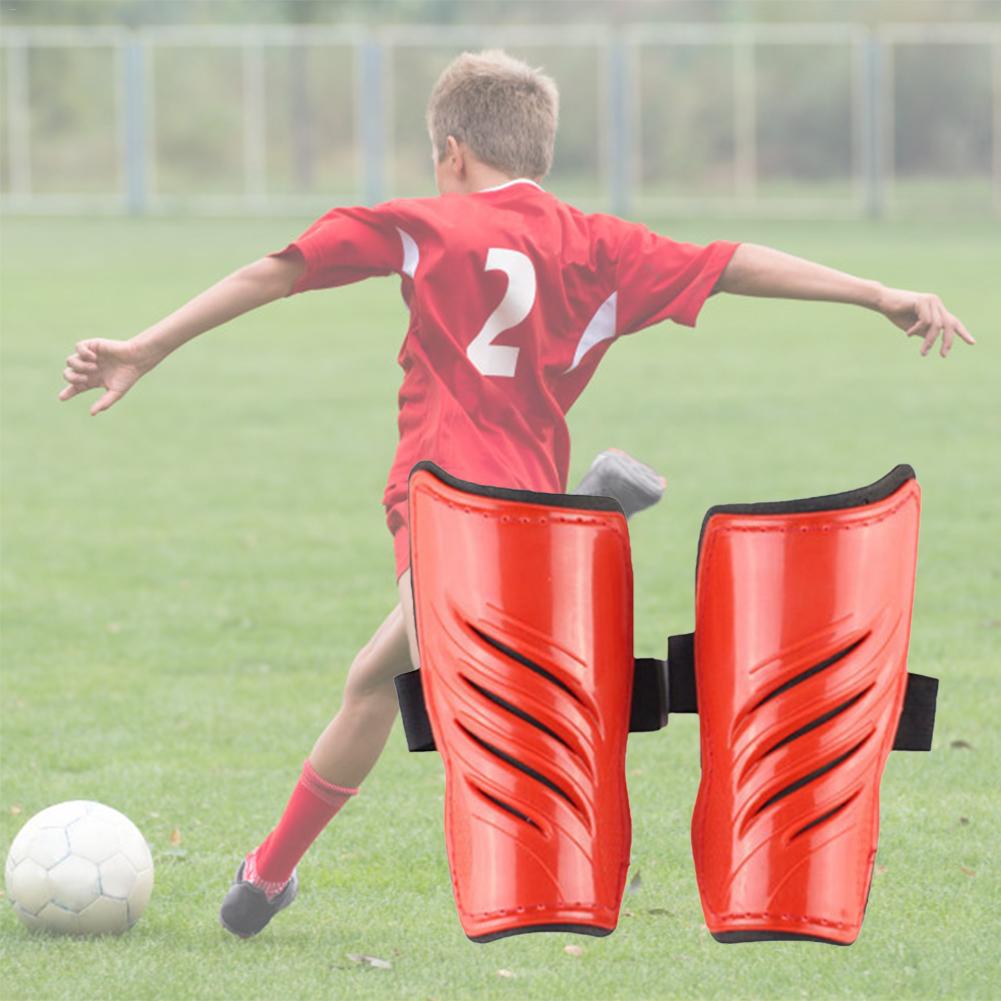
[1,0,999,220]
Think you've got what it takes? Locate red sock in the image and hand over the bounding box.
[245,759,357,898]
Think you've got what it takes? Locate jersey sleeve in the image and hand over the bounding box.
[613,222,739,334]
[271,204,404,295]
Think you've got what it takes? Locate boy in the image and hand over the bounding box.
[58,50,973,938]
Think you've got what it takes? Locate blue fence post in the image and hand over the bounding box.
[862,32,885,220]
[608,35,631,217]
[359,36,385,206]
[123,38,148,215]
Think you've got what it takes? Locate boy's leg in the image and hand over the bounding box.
[398,568,420,669]
[221,601,412,937]
[250,605,412,872]
[308,601,413,786]
[251,446,659,799]
[222,448,662,936]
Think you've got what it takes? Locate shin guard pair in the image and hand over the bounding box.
[395,461,937,944]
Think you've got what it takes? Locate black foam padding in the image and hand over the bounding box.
[893,672,938,751]
[409,459,625,516]
[712,929,849,946]
[469,923,614,943]
[696,464,916,574]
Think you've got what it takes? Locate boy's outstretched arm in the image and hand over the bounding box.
[714,243,975,358]
[59,253,304,415]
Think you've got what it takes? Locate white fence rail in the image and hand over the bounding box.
[1,22,998,218]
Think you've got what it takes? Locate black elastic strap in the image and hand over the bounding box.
[893,672,938,751]
[394,669,436,752]
[666,633,698,713]
[395,645,937,753]
[662,632,937,750]
[630,658,669,731]
[395,656,673,753]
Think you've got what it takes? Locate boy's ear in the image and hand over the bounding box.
[444,135,466,178]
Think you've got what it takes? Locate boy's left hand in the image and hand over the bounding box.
[878,287,976,357]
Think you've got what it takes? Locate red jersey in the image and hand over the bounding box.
[274,179,738,578]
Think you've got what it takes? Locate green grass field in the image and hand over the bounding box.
[1,214,999,1000]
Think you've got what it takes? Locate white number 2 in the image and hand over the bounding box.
[466,248,536,378]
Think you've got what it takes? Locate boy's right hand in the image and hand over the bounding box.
[58,338,158,416]
[877,287,975,358]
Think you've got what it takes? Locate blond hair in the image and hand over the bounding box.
[427,50,559,180]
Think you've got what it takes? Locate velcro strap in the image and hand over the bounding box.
[893,672,938,751]
[663,632,938,751]
[396,657,673,753]
[394,669,436,752]
[666,633,698,713]
[630,658,669,731]
[395,644,937,753]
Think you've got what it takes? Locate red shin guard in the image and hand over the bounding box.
[407,462,635,942]
[690,465,922,945]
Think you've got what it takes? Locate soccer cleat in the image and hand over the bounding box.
[219,861,298,938]
[575,448,666,519]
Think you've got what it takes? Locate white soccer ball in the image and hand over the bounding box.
[5,800,154,935]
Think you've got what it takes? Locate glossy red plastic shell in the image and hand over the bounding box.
[408,465,634,941]
[691,476,921,945]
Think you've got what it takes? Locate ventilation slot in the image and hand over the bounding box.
[763,687,873,757]
[754,634,869,710]
[462,675,572,751]
[791,792,861,840]
[472,785,540,829]
[754,737,870,816]
[458,722,580,811]
[470,625,582,703]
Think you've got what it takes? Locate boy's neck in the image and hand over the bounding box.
[465,163,531,194]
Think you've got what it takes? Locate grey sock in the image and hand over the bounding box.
[574,450,665,519]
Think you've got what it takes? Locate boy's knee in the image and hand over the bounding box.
[344,648,398,704]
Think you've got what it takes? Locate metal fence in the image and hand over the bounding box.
[1,22,999,218]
